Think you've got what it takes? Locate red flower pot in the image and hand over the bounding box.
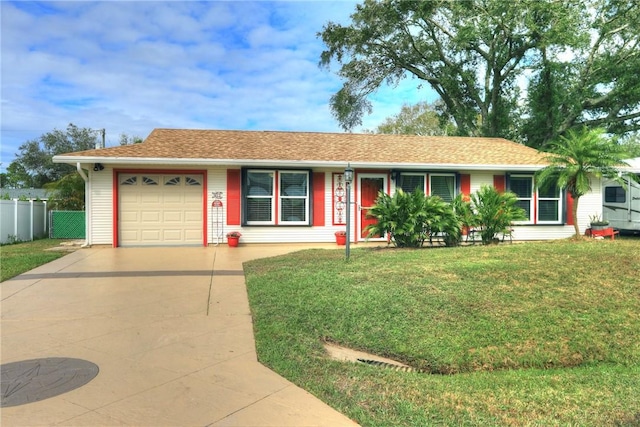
[335,232,347,246]
[227,236,240,247]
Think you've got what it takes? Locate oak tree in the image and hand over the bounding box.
[319,0,640,148]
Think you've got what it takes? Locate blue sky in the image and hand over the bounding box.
[1,1,435,173]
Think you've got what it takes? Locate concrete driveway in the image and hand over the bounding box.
[1,245,359,426]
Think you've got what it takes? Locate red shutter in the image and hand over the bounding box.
[565,192,574,225]
[227,169,241,226]
[312,172,325,226]
[460,174,471,200]
[493,175,505,192]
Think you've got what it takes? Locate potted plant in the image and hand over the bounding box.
[226,231,242,247]
[589,214,609,231]
[334,230,347,246]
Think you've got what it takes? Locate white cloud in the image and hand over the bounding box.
[0,0,436,172]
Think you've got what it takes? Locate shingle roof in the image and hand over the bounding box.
[55,129,547,168]
[1,188,48,200]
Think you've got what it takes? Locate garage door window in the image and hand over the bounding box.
[143,176,159,185]
[185,175,202,186]
[121,175,137,185]
[164,176,181,186]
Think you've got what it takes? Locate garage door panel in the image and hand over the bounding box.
[119,173,203,246]
[184,211,201,222]
[184,192,201,203]
[163,211,182,222]
[141,193,161,203]
[141,211,162,222]
[184,230,202,241]
[163,193,182,203]
[162,230,184,241]
[120,211,139,222]
[141,230,161,241]
[120,192,139,203]
[121,230,139,241]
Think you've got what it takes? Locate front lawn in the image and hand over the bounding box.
[245,239,640,426]
[0,239,70,282]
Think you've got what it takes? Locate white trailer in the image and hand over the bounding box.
[602,174,640,232]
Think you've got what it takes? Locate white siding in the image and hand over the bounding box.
[469,171,495,193]
[575,176,603,234]
[90,166,114,245]
[207,167,228,245]
[219,168,356,244]
[466,172,602,240]
[87,166,604,245]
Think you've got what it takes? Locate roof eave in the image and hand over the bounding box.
[53,156,546,171]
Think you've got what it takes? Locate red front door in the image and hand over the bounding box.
[360,176,385,238]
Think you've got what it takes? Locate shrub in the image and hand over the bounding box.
[364,189,428,247]
[470,185,526,244]
[423,194,461,247]
[364,189,461,247]
[451,193,478,242]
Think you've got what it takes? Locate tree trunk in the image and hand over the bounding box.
[573,195,581,238]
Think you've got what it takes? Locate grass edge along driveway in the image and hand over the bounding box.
[1,239,72,282]
[245,239,640,427]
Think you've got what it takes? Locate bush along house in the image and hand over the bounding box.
[53,129,603,247]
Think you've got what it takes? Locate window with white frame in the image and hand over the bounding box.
[244,169,310,225]
[430,174,456,202]
[280,172,309,224]
[537,179,563,223]
[246,170,275,224]
[509,175,563,224]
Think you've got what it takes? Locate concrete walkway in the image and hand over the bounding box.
[1,245,359,426]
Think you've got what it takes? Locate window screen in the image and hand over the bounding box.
[430,175,455,202]
[399,174,425,193]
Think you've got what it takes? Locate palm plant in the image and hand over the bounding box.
[364,189,460,247]
[44,172,85,210]
[470,185,526,244]
[364,189,429,247]
[535,127,631,238]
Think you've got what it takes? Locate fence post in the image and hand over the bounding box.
[30,200,34,241]
[13,199,18,239]
[44,201,48,234]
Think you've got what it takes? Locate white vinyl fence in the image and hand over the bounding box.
[0,200,48,244]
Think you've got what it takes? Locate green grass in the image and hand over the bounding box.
[245,239,640,426]
[1,239,70,282]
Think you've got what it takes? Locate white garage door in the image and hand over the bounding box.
[119,173,203,246]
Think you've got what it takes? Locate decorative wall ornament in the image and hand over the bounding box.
[333,173,346,225]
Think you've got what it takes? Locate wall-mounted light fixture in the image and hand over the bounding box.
[93,163,104,172]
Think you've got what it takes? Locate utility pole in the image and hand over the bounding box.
[91,128,106,149]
